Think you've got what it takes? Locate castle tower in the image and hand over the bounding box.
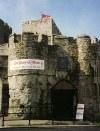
[77,35,94,120]
[22,16,61,36]
[22,15,61,45]
[8,33,48,118]
[77,35,91,75]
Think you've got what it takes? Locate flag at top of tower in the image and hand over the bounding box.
[41,14,51,19]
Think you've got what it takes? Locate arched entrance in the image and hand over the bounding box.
[51,80,77,120]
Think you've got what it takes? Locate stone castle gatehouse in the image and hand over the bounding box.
[0,16,100,121]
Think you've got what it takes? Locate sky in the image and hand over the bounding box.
[0,0,100,38]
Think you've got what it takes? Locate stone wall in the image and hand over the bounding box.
[22,18,61,36]
[8,33,48,117]
[1,31,99,121]
[22,19,51,36]
[77,35,91,75]
[8,32,73,118]
[76,35,97,120]
[22,17,61,45]
[0,17,100,121]
[54,36,79,85]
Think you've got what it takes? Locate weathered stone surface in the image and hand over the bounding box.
[8,33,48,117]
[0,17,100,121]
[77,35,91,75]
[22,17,61,46]
[8,32,73,118]
[76,35,98,120]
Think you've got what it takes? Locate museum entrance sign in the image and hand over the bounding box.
[9,59,44,70]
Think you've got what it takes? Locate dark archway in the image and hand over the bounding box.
[51,80,77,120]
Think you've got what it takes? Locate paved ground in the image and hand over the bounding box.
[0,126,100,131]
[0,117,100,131]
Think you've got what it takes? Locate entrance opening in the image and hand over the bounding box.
[51,80,77,120]
[2,84,9,116]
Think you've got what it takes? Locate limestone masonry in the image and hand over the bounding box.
[0,16,100,121]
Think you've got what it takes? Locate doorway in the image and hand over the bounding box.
[51,80,77,120]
